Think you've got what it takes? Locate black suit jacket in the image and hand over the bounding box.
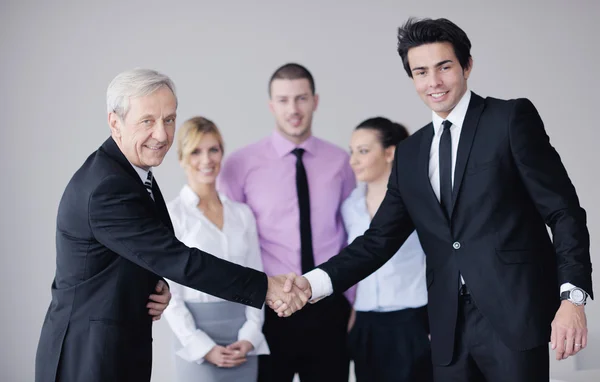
[35,137,267,382]
[319,93,593,365]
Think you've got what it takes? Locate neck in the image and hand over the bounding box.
[277,128,312,145]
[189,182,220,206]
[366,172,390,200]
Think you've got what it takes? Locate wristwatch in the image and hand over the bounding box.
[560,287,587,306]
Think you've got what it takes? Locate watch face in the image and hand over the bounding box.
[571,289,585,302]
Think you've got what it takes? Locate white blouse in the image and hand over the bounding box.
[164,185,269,363]
[342,183,428,312]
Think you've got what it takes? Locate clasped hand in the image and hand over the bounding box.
[266,273,312,317]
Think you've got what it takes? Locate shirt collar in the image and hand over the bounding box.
[432,90,471,136]
[270,129,318,158]
[180,184,229,207]
[129,162,152,184]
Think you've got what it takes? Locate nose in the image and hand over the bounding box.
[152,120,168,142]
[428,71,442,88]
[349,152,358,167]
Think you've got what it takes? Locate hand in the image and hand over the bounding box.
[550,300,588,360]
[226,340,254,359]
[204,345,247,368]
[347,308,356,333]
[266,273,310,317]
[147,280,171,321]
[268,273,312,317]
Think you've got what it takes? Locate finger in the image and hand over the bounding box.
[581,330,588,349]
[156,280,167,292]
[550,324,557,350]
[148,308,163,316]
[148,293,170,303]
[146,302,167,310]
[573,330,584,354]
[283,272,296,293]
[152,315,161,321]
[555,327,566,360]
[564,331,575,359]
[275,303,289,314]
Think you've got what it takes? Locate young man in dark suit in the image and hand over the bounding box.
[35,69,308,382]
[279,18,593,382]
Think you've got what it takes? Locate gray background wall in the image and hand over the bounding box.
[1,1,598,381]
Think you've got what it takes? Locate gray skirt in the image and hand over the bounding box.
[172,301,258,382]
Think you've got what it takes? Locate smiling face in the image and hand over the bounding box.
[108,85,177,170]
[181,132,223,187]
[269,78,319,144]
[408,42,472,119]
[349,128,395,184]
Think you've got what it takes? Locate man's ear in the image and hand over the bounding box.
[108,112,122,139]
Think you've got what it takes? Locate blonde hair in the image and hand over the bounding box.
[176,116,224,163]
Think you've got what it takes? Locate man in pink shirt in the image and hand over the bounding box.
[219,63,356,382]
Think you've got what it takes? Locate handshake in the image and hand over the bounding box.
[265,273,312,317]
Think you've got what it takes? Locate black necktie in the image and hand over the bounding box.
[292,148,315,273]
[145,171,154,200]
[439,120,453,219]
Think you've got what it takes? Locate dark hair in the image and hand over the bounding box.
[356,117,409,148]
[397,17,472,78]
[268,63,315,96]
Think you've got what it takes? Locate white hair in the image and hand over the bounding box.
[106,68,177,119]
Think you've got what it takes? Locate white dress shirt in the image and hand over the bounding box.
[163,185,269,363]
[342,183,427,312]
[306,90,577,299]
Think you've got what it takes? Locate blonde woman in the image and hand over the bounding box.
[164,117,269,381]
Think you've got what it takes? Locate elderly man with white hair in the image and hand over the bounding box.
[34,68,309,382]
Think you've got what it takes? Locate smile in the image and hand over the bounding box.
[430,92,448,99]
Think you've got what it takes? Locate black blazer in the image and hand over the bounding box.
[319,93,593,365]
[35,137,267,382]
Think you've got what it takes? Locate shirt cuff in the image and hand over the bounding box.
[238,322,269,356]
[560,282,589,297]
[304,268,333,303]
[175,331,216,364]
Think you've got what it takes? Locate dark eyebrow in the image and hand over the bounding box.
[435,59,453,68]
[411,59,454,73]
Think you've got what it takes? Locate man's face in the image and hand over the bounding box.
[408,42,472,119]
[109,85,177,170]
[269,79,319,144]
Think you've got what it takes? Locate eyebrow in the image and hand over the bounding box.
[411,59,454,73]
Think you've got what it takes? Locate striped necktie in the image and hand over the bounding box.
[144,170,154,200]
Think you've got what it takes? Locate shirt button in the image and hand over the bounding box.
[453,241,461,250]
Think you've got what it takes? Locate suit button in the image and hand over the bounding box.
[453,241,461,249]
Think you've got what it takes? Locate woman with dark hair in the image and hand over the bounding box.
[344,117,432,382]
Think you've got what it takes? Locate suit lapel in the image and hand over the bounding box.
[152,179,174,233]
[100,137,175,232]
[418,124,447,221]
[450,93,485,217]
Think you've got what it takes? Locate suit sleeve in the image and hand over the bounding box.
[88,175,267,308]
[508,98,593,298]
[318,148,416,293]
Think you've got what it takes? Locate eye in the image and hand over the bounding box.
[209,147,220,153]
[359,149,369,154]
[191,149,200,155]
[165,117,176,124]
[141,119,152,125]
[441,66,450,71]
